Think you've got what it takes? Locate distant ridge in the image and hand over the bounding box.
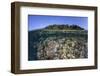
[44,24,85,30]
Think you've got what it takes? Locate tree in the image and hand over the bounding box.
[44,24,85,30]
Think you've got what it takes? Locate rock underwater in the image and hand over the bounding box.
[37,37,88,60]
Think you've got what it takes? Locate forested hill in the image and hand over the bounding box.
[44,24,85,30]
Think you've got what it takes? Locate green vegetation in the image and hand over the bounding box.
[44,24,85,30]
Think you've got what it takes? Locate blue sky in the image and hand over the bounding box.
[28,15,88,31]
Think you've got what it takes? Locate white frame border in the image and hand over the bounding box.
[20,6,95,70]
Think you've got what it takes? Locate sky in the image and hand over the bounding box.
[28,15,88,31]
